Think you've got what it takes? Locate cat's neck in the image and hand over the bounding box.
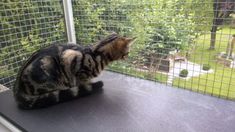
[81,47,112,76]
[96,51,114,67]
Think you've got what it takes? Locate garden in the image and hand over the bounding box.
[0,0,235,99]
[174,27,235,99]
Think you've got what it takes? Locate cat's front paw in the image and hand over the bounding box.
[91,81,103,93]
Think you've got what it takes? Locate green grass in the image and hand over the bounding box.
[108,61,168,83]
[173,27,235,100]
[108,27,235,100]
[0,66,15,78]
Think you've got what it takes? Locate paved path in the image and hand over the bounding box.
[167,61,213,85]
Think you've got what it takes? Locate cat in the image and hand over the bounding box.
[13,33,136,109]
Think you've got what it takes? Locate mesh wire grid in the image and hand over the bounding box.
[0,0,234,100]
[0,0,66,88]
[72,0,235,100]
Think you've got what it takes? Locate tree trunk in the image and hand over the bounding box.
[229,37,235,57]
[210,25,217,50]
[209,0,219,50]
[226,38,231,57]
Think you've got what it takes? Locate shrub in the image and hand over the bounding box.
[202,64,211,71]
[179,69,188,77]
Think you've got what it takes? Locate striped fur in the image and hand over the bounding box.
[13,33,136,109]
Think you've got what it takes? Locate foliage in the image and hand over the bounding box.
[72,0,214,64]
[0,0,226,90]
[0,1,65,80]
[174,28,235,99]
[212,0,235,26]
[108,61,168,83]
[73,0,132,44]
[179,69,189,77]
[202,64,211,71]
[210,0,235,49]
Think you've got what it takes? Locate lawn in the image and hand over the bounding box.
[108,27,235,100]
[108,61,168,83]
[173,27,235,99]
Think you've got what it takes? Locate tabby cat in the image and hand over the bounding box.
[13,33,135,109]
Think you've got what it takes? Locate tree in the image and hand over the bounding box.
[210,0,235,50]
[0,1,65,86]
[72,0,132,44]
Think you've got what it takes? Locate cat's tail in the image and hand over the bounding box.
[14,90,62,109]
[14,81,103,109]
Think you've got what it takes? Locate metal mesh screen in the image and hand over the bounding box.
[0,0,66,88]
[0,0,234,100]
[72,0,235,100]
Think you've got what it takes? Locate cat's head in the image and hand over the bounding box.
[94,32,136,61]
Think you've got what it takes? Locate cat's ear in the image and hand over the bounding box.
[125,37,137,45]
[100,32,119,45]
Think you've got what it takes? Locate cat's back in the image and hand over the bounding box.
[30,43,83,60]
[13,43,83,94]
[17,44,80,74]
[22,43,82,68]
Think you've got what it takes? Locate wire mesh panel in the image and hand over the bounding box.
[72,0,235,100]
[0,0,66,88]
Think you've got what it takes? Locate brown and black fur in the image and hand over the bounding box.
[13,33,135,109]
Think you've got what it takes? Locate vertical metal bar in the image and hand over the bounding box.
[63,0,76,43]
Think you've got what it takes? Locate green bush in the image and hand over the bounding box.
[0,1,65,79]
[179,69,188,78]
[72,0,213,58]
[202,64,211,71]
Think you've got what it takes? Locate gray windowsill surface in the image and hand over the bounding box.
[0,71,235,132]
